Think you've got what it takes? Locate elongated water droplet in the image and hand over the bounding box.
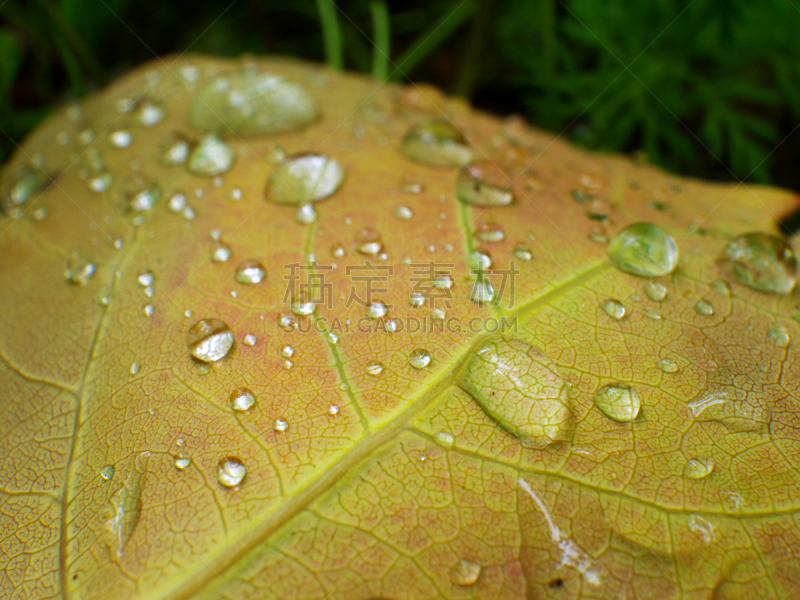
[65,250,96,285]
[456,161,514,206]
[458,336,573,448]
[366,361,384,376]
[235,260,266,284]
[104,452,149,557]
[475,221,505,243]
[230,387,256,411]
[409,348,432,369]
[173,453,191,470]
[265,154,344,204]
[187,319,234,362]
[608,222,678,277]
[189,71,318,135]
[694,300,714,315]
[470,275,495,304]
[711,278,731,297]
[158,132,190,166]
[688,387,770,433]
[721,232,796,294]
[434,431,454,447]
[273,418,289,432]
[100,465,115,480]
[659,359,679,373]
[188,134,234,176]
[129,362,140,375]
[600,299,626,320]
[594,382,641,423]
[684,457,714,480]
[645,280,667,301]
[401,119,471,167]
[1,165,50,213]
[394,205,413,220]
[513,242,533,261]
[217,456,246,487]
[449,559,481,586]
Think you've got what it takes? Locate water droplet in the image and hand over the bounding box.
[768,325,789,347]
[173,453,191,470]
[366,361,384,376]
[295,203,317,224]
[1,165,51,213]
[409,291,425,308]
[354,227,383,255]
[434,431,454,448]
[608,222,678,277]
[643,307,662,319]
[216,456,246,487]
[129,362,140,375]
[242,333,257,346]
[711,278,731,297]
[409,348,432,369]
[694,300,714,315]
[645,280,667,302]
[600,299,626,320]
[188,134,235,176]
[230,387,256,411]
[684,457,714,480]
[211,242,232,262]
[431,307,446,321]
[189,71,319,135]
[594,382,642,423]
[325,331,339,345]
[688,514,715,544]
[688,387,770,433]
[158,133,190,166]
[469,248,492,271]
[110,130,132,148]
[141,304,153,317]
[265,154,345,204]
[104,452,149,557]
[187,319,234,363]
[137,271,154,287]
[282,358,293,369]
[401,119,472,167]
[290,292,315,316]
[659,359,679,373]
[235,260,266,284]
[65,250,96,285]
[281,345,295,358]
[721,232,797,294]
[449,559,481,586]
[475,221,505,243]
[394,205,413,220]
[513,242,533,261]
[135,99,165,127]
[470,275,495,304]
[123,176,162,212]
[273,418,289,432]
[330,242,345,258]
[456,161,514,206]
[458,336,574,448]
[100,465,115,480]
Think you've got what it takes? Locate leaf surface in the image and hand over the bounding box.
[1,56,799,600]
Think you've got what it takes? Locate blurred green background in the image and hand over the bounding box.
[3,0,800,192]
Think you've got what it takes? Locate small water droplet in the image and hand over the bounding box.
[513,242,533,261]
[408,348,432,369]
[688,514,715,544]
[710,278,731,297]
[130,362,140,375]
[217,456,246,487]
[135,99,165,127]
[470,275,495,304]
[242,333,257,346]
[295,203,317,224]
[434,431,454,448]
[354,227,383,256]
[366,361,384,376]
[456,161,514,206]
[173,453,191,470]
[211,242,232,262]
[230,387,256,411]
[100,465,115,480]
[659,359,679,373]
[684,457,714,480]
[137,271,154,287]
[273,418,289,432]
[290,292,315,316]
[123,175,162,212]
[330,242,345,258]
[401,119,471,167]
[326,331,339,344]
[282,358,293,369]
[768,325,790,347]
[449,559,481,586]
[266,154,344,204]
[281,345,295,358]
[643,308,662,319]
[394,205,414,220]
[187,319,234,363]
[188,134,235,176]
[431,307,446,321]
[594,382,642,422]
[409,292,425,308]
[694,300,714,316]
[1,165,51,213]
[65,250,96,285]
[608,222,678,277]
[469,248,492,270]
[142,304,154,317]
[600,299,626,320]
[110,130,132,148]
[235,260,266,284]
[103,453,149,558]
[475,221,505,243]
[645,280,667,301]
[721,232,797,294]
[327,404,339,416]
[158,132,190,166]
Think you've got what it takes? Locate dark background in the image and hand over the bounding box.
[4,0,800,193]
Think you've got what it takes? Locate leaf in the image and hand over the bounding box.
[1,56,800,600]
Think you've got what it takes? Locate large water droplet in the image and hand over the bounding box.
[400,119,472,167]
[187,134,235,176]
[721,232,797,294]
[684,457,714,480]
[457,336,574,448]
[456,161,514,206]
[217,456,246,487]
[235,260,266,284]
[408,348,432,369]
[449,559,481,586]
[600,299,626,320]
[1,165,50,214]
[230,387,256,411]
[594,382,642,423]
[608,222,678,277]
[187,319,234,362]
[265,154,345,204]
[645,280,667,301]
[65,250,96,285]
[189,71,319,135]
[475,221,505,243]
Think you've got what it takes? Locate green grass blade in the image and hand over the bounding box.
[315,0,343,70]
[369,1,390,80]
